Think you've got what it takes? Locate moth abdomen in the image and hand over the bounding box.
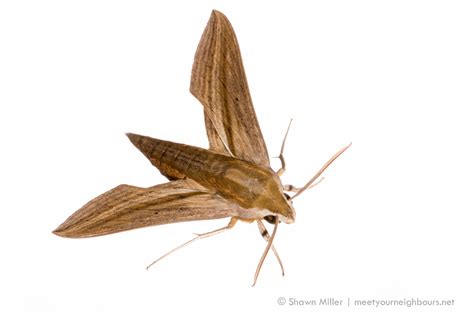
[127,133,225,181]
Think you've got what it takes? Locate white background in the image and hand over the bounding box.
[1,1,473,315]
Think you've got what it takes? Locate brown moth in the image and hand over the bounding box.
[53,10,350,285]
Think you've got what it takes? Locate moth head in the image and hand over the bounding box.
[281,192,296,223]
[273,192,296,224]
[264,193,295,224]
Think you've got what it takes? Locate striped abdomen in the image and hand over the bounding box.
[127,133,227,181]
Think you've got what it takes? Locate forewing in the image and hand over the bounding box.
[53,179,241,238]
[190,10,270,168]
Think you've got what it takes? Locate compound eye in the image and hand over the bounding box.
[264,215,276,224]
[284,193,293,204]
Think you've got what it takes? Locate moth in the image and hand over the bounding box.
[53,10,350,285]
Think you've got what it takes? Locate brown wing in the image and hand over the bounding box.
[53,179,242,238]
[190,10,270,168]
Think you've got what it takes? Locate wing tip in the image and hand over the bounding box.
[52,224,96,239]
[52,227,63,236]
[52,225,75,238]
[210,9,229,23]
[211,9,223,17]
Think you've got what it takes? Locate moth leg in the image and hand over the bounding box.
[146,217,238,270]
[253,217,279,287]
[283,177,325,192]
[256,219,285,276]
[276,119,293,176]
